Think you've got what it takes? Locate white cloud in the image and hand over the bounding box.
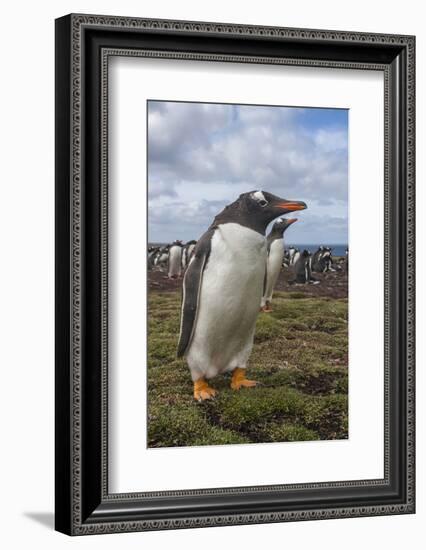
[147,101,348,243]
[314,128,348,152]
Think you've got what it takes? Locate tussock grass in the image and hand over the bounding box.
[147,290,348,447]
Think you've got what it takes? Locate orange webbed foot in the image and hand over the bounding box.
[193,379,217,401]
[260,301,273,313]
[230,367,257,390]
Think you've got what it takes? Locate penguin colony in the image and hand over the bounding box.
[148,190,347,401]
[148,239,199,278]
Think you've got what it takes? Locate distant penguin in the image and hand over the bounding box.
[154,245,169,270]
[181,240,197,270]
[282,249,291,268]
[260,217,298,312]
[147,246,160,270]
[292,249,319,284]
[177,190,307,401]
[311,246,325,272]
[312,246,333,273]
[345,247,349,273]
[294,249,311,284]
[322,247,334,272]
[292,248,301,266]
[288,246,296,265]
[186,240,197,261]
[168,240,183,279]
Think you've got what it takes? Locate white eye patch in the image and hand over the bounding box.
[251,190,268,207]
[252,190,266,202]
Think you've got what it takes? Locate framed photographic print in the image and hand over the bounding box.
[55,14,415,535]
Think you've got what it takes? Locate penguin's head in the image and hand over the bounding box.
[214,191,307,234]
[246,191,306,219]
[213,190,307,233]
[273,217,298,232]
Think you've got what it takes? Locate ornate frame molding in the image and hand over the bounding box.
[55,14,415,536]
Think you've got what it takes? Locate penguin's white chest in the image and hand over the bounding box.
[263,238,284,303]
[186,223,266,380]
[293,251,301,265]
[268,239,284,277]
[157,252,168,265]
[168,246,182,276]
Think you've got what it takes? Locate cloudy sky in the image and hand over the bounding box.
[147,100,348,245]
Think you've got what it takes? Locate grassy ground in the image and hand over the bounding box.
[147,289,348,448]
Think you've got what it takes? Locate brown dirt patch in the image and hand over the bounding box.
[148,265,348,299]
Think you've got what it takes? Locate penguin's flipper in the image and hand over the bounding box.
[177,229,214,358]
[262,264,268,298]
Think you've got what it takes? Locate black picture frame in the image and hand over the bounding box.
[55,13,415,536]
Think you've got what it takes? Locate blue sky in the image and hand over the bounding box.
[147,101,348,244]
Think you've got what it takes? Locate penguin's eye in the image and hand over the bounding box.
[258,199,268,207]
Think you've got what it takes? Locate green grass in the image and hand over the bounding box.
[147,290,348,447]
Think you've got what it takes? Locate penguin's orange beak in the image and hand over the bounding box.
[276,201,307,211]
[287,218,298,225]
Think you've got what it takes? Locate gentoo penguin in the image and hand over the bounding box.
[283,249,291,268]
[292,249,319,284]
[154,245,169,270]
[311,246,325,272]
[186,240,197,261]
[292,248,301,266]
[288,246,296,265]
[312,246,333,273]
[168,240,183,279]
[260,217,298,312]
[177,190,307,401]
[181,240,197,270]
[322,247,334,272]
[147,246,160,270]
